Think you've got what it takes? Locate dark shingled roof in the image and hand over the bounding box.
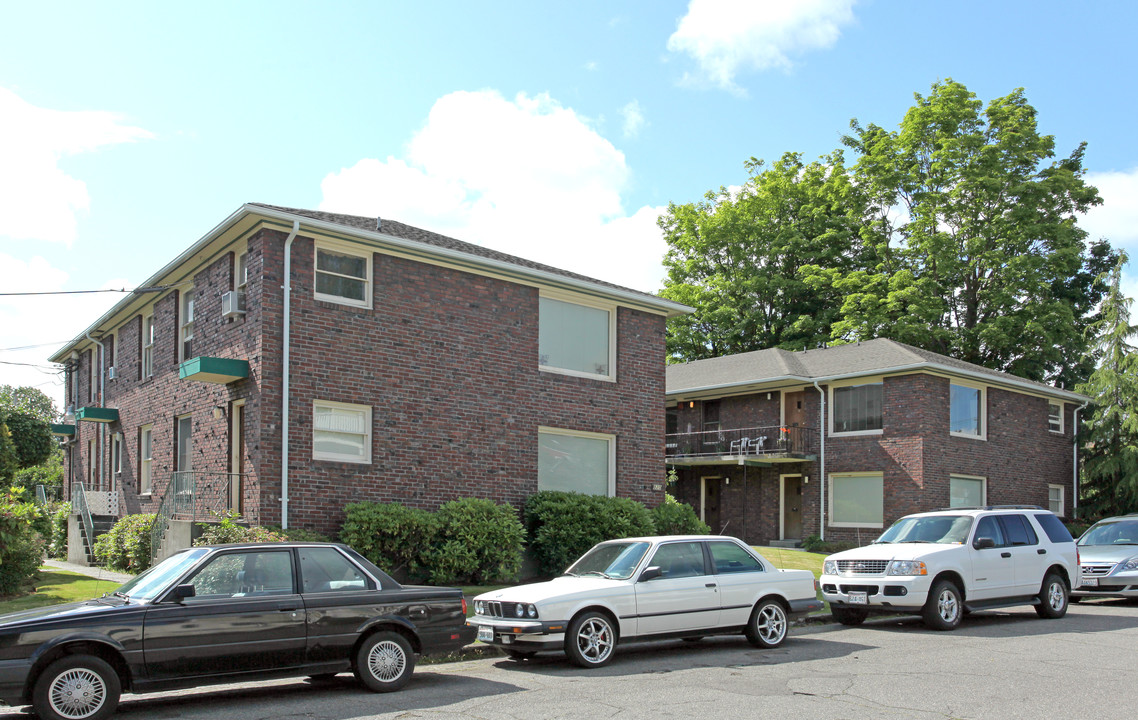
[666,338,1085,401]
[250,203,667,303]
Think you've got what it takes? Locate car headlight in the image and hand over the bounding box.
[514,603,525,617]
[1122,556,1138,571]
[527,604,538,618]
[887,560,928,576]
[823,560,838,575]
[512,603,538,618]
[474,600,485,615]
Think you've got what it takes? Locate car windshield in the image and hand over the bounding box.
[112,547,210,601]
[1079,519,1138,546]
[565,541,650,580]
[875,515,973,544]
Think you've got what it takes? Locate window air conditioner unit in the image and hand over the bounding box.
[221,291,247,318]
[107,366,117,380]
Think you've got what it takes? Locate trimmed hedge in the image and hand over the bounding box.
[47,501,70,559]
[0,489,45,596]
[524,491,656,577]
[340,502,437,581]
[423,498,525,584]
[94,513,156,573]
[651,494,711,535]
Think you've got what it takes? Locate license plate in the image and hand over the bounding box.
[477,626,494,642]
[848,591,868,605]
[1081,577,1098,588]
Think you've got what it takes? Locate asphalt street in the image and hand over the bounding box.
[5,600,1136,720]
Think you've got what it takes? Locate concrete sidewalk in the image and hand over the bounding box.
[41,558,134,585]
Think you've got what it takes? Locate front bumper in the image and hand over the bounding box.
[467,616,567,652]
[1071,570,1138,598]
[820,573,931,613]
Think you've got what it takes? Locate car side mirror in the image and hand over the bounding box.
[973,537,996,550]
[639,566,663,582]
[170,584,196,602]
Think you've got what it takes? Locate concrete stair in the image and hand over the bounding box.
[81,514,118,564]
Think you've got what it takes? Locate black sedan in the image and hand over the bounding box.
[0,542,476,720]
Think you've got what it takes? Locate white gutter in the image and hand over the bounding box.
[280,220,300,530]
[84,332,106,493]
[1073,401,1089,517]
[813,381,826,541]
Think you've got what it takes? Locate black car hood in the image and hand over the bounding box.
[0,597,130,630]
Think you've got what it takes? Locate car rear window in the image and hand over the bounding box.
[1033,512,1074,543]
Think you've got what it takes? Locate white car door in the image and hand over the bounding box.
[706,540,766,626]
[969,515,1016,600]
[634,541,720,635]
[1000,514,1049,596]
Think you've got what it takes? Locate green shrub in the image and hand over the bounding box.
[340,502,438,580]
[422,498,525,585]
[0,488,45,596]
[267,525,331,543]
[94,513,156,573]
[802,534,855,554]
[47,501,70,559]
[524,491,656,578]
[651,494,710,535]
[1064,519,1096,540]
[194,511,287,546]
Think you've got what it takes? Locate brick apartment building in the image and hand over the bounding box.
[665,339,1087,546]
[50,204,688,558]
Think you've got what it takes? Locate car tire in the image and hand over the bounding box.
[922,579,963,631]
[831,606,869,626]
[745,599,789,648]
[1035,572,1069,619]
[565,611,617,668]
[502,649,537,661]
[354,631,415,692]
[32,654,121,720]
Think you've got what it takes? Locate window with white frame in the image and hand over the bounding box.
[180,289,195,362]
[236,251,249,291]
[313,401,372,463]
[949,475,986,507]
[315,244,371,307]
[538,427,615,496]
[142,313,155,379]
[829,472,884,527]
[1048,402,1063,433]
[139,425,153,494]
[538,296,614,379]
[1048,484,1065,516]
[831,383,883,434]
[950,382,984,438]
[111,433,122,475]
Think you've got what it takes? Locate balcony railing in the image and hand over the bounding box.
[149,472,260,560]
[666,425,817,461]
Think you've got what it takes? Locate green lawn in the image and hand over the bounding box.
[0,570,123,616]
[754,546,830,615]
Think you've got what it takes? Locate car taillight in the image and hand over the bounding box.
[462,597,468,615]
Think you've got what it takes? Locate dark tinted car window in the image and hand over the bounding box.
[974,516,1006,547]
[190,551,295,597]
[300,546,374,593]
[1036,513,1076,543]
[999,515,1037,546]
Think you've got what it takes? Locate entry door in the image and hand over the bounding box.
[782,475,803,539]
[229,401,245,514]
[701,477,722,534]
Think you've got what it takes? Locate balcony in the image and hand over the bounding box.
[665,425,817,466]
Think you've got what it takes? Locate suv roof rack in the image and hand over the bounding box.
[932,505,1045,512]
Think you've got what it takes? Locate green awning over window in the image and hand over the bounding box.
[50,423,76,436]
[179,356,250,384]
[76,407,118,423]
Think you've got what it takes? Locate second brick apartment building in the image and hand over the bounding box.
[50,203,689,555]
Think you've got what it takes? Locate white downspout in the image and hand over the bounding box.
[1073,401,1088,517]
[84,332,105,493]
[281,220,300,530]
[813,381,826,541]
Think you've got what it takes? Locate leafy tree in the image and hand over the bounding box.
[0,385,58,423]
[660,151,868,361]
[1075,253,1138,517]
[807,79,1114,385]
[0,411,54,475]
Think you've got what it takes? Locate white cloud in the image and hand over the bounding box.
[667,0,856,93]
[621,100,646,139]
[1083,167,1138,307]
[0,88,153,247]
[320,90,669,292]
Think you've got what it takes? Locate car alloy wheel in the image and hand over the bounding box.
[1035,572,1069,619]
[355,631,415,692]
[745,599,788,648]
[922,579,963,631]
[33,655,121,720]
[566,612,616,667]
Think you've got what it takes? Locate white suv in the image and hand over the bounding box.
[820,506,1079,630]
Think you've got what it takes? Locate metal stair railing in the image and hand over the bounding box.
[150,472,254,560]
[72,482,96,558]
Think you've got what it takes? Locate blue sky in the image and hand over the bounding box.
[2,0,1137,407]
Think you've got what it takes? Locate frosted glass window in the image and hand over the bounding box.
[950,476,985,507]
[313,401,371,463]
[538,430,612,496]
[539,297,611,377]
[831,473,884,526]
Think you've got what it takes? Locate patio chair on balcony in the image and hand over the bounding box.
[729,437,751,455]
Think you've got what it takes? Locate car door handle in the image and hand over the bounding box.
[278,605,299,612]
[1001,552,1011,558]
[1037,548,1047,555]
[705,583,717,588]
